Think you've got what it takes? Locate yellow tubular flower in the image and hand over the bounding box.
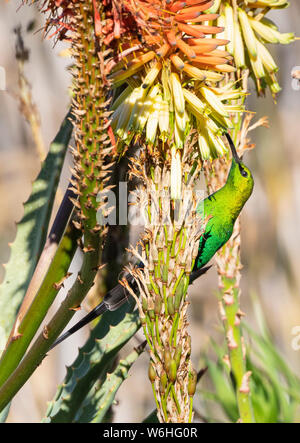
[171,72,185,116]
[158,100,169,138]
[217,14,226,41]
[142,63,163,89]
[238,8,257,59]
[197,120,211,160]
[224,3,234,55]
[175,109,187,134]
[200,86,230,118]
[206,1,294,96]
[208,129,227,156]
[247,0,289,8]
[170,146,182,199]
[146,95,161,144]
[256,39,278,73]
[233,20,245,68]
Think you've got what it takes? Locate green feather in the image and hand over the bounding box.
[195,159,254,270]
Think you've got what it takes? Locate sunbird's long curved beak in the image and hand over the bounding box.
[225,132,241,164]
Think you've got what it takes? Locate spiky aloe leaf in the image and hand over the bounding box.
[75,343,145,423]
[201,356,239,423]
[202,323,300,423]
[43,301,140,423]
[247,358,279,423]
[0,404,10,423]
[244,323,300,423]
[0,220,80,389]
[0,112,72,349]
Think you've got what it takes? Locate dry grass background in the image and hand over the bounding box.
[0,0,299,423]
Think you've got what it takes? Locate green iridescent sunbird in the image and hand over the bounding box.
[195,133,254,270]
[51,133,254,349]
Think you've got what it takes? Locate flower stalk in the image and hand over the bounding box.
[0,0,117,410]
[203,153,253,422]
[123,142,206,422]
[203,114,264,423]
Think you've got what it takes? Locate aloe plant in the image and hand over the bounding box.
[0,112,73,348]
[43,302,140,423]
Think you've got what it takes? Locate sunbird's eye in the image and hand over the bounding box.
[239,165,248,177]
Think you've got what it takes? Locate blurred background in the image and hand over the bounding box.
[0,0,299,423]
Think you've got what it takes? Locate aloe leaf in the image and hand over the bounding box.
[76,343,145,423]
[203,324,300,423]
[0,112,72,348]
[0,220,80,389]
[43,301,140,423]
[205,358,238,422]
[244,324,300,422]
[247,361,279,423]
[0,404,10,423]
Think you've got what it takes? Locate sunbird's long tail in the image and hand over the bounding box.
[50,265,211,350]
[50,302,108,349]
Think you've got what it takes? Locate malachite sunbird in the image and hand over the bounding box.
[51,133,254,349]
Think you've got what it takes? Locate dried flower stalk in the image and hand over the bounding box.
[14,25,46,161]
[123,141,206,422]
[203,116,264,423]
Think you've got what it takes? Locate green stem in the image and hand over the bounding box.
[165,382,172,399]
[160,391,168,422]
[169,312,178,346]
[143,325,154,353]
[171,269,185,295]
[170,231,178,257]
[175,230,183,261]
[225,121,255,423]
[155,315,162,347]
[212,114,254,423]
[188,397,193,423]
[0,230,100,413]
[149,275,159,295]
[163,285,168,316]
[171,385,181,414]
[151,383,160,415]
[0,220,79,388]
[221,278,254,423]
[145,315,155,342]
[172,313,180,347]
